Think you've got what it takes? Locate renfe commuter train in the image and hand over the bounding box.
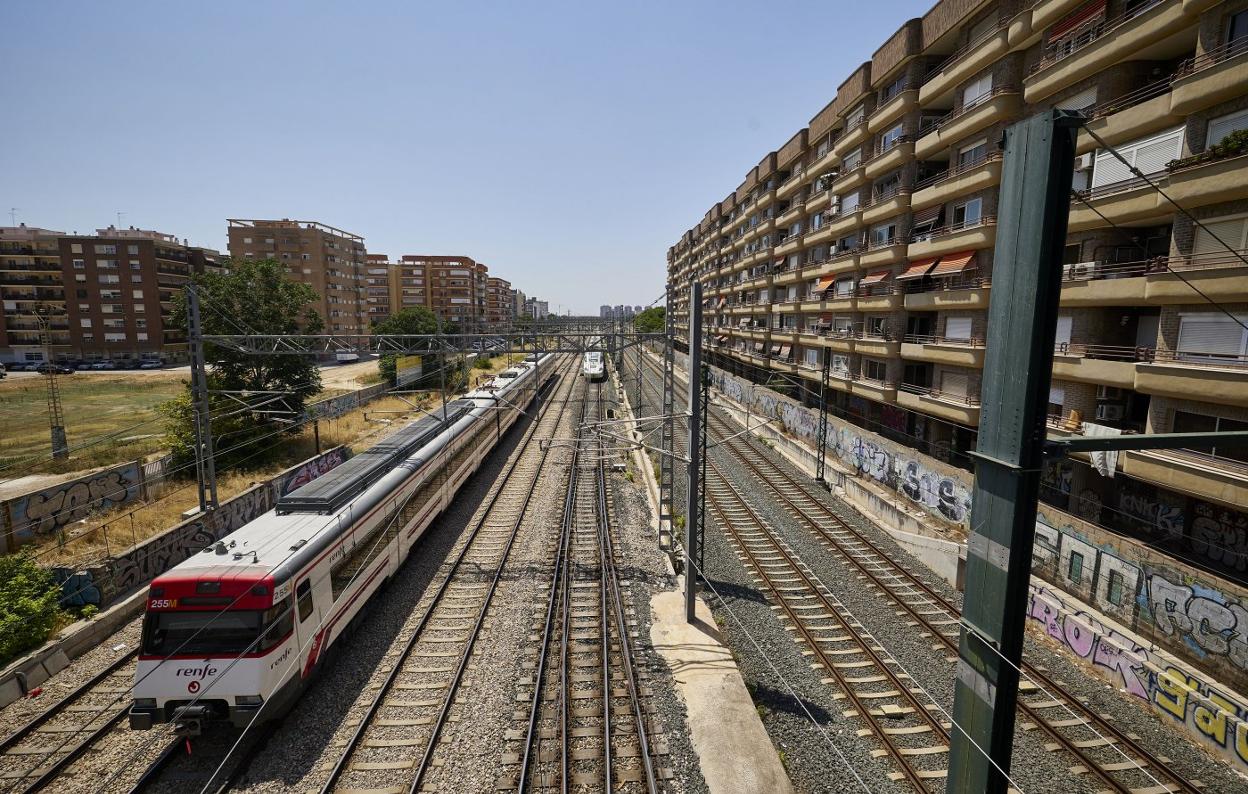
[130,353,556,735]
[581,351,605,382]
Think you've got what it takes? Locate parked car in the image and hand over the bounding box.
[35,363,75,375]
[76,362,93,370]
[90,361,116,370]
[139,360,164,370]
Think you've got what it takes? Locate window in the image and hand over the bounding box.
[75,273,86,282]
[1192,213,1248,255]
[953,198,983,226]
[881,75,907,102]
[1057,86,1098,112]
[866,316,886,337]
[132,290,144,299]
[78,303,89,312]
[1172,411,1248,463]
[1107,570,1125,606]
[1206,108,1248,148]
[1068,551,1084,582]
[880,123,904,152]
[846,103,866,128]
[1055,314,1073,346]
[963,72,993,108]
[127,245,139,255]
[871,222,897,246]
[945,316,973,340]
[136,332,148,341]
[94,244,116,255]
[840,192,860,214]
[832,354,851,375]
[141,597,293,656]
[958,139,988,167]
[842,148,862,170]
[70,243,82,254]
[104,332,127,342]
[131,275,143,283]
[98,274,119,284]
[832,278,854,297]
[940,369,969,398]
[297,580,314,621]
[80,318,92,328]
[1229,9,1248,43]
[242,236,253,244]
[1092,126,1183,187]
[864,359,888,381]
[804,347,821,367]
[97,259,117,269]
[131,260,141,269]
[1176,313,1248,361]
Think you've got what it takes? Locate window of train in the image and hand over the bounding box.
[296,580,314,621]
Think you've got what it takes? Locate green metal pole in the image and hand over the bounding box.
[946,109,1080,793]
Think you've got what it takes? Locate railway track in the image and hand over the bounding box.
[634,352,1204,792]
[0,648,139,794]
[318,358,582,793]
[500,381,660,793]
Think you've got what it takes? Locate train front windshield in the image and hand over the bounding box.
[141,598,292,656]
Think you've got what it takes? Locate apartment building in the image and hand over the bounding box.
[667,0,1248,581]
[0,224,221,364]
[226,219,368,335]
[486,276,513,326]
[524,297,550,319]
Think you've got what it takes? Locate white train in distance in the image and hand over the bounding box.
[582,350,605,382]
[129,354,557,735]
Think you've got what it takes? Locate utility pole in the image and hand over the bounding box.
[187,283,219,510]
[34,305,68,459]
[947,109,1080,793]
[684,281,703,622]
[659,288,676,553]
[815,352,831,485]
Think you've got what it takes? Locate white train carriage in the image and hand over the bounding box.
[582,351,605,382]
[130,354,556,734]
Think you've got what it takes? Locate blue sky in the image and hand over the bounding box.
[2,0,931,314]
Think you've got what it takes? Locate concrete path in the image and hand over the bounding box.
[651,584,795,794]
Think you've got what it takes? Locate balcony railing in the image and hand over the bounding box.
[924,87,1018,135]
[1173,35,1248,81]
[863,135,914,167]
[904,333,985,347]
[1085,74,1173,121]
[913,151,1003,192]
[867,234,906,251]
[1054,342,1248,369]
[898,382,981,406]
[902,275,991,294]
[911,214,996,243]
[1029,0,1167,77]
[924,17,1009,84]
[861,184,912,211]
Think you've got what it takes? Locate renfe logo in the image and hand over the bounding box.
[176,665,219,679]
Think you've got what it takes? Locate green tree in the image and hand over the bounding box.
[372,307,442,385]
[0,549,66,666]
[634,306,665,333]
[163,258,325,470]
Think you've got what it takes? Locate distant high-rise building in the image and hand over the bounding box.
[600,305,613,319]
[486,277,513,326]
[227,218,368,335]
[1,224,221,364]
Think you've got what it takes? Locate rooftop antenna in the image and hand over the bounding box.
[116,211,126,228]
[8,208,18,226]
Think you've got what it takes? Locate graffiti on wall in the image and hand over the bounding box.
[1027,585,1248,770]
[272,446,351,498]
[6,462,143,543]
[1190,500,1248,576]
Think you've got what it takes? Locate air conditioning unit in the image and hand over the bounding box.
[1096,385,1124,400]
[1074,152,1094,170]
[1095,404,1124,421]
[1062,261,1095,280]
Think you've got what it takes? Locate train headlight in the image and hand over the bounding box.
[133,698,157,708]
[234,695,264,706]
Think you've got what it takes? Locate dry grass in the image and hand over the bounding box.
[0,374,186,473]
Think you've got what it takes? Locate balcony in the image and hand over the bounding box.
[1166,152,1248,209]
[1120,447,1248,510]
[832,162,868,194]
[901,335,986,368]
[834,119,870,158]
[896,383,981,425]
[1134,350,1248,407]
[1170,37,1248,115]
[774,235,801,257]
[814,329,857,353]
[864,138,914,181]
[1050,344,1140,388]
[777,168,807,200]
[852,377,897,403]
[776,201,805,228]
[915,90,1022,160]
[825,205,863,237]
[805,188,833,215]
[903,277,991,311]
[855,283,903,311]
[911,152,1003,212]
[855,333,901,358]
[861,188,912,226]
[919,24,1011,105]
[803,222,834,247]
[868,89,919,134]
[860,237,907,268]
[1060,251,1248,306]
[1075,82,1180,156]
[907,215,996,260]
[1025,0,1189,104]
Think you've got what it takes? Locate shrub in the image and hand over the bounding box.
[0,550,67,666]
[472,355,494,370]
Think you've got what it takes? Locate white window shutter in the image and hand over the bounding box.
[945,316,973,340]
[1057,86,1097,111]
[1091,126,1184,188]
[1091,149,1134,187]
[1055,314,1073,345]
[1048,385,1066,405]
[1134,130,1184,175]
[1177,315,1247,358]
[941,370,969,398]
[1192,216,1248,256]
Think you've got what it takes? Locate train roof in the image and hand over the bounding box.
[277,400,473,514]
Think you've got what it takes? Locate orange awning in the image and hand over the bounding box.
[928,251,977,277]
[813,275,837,293]
[859,270,892,285]
[897,257,940,280]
